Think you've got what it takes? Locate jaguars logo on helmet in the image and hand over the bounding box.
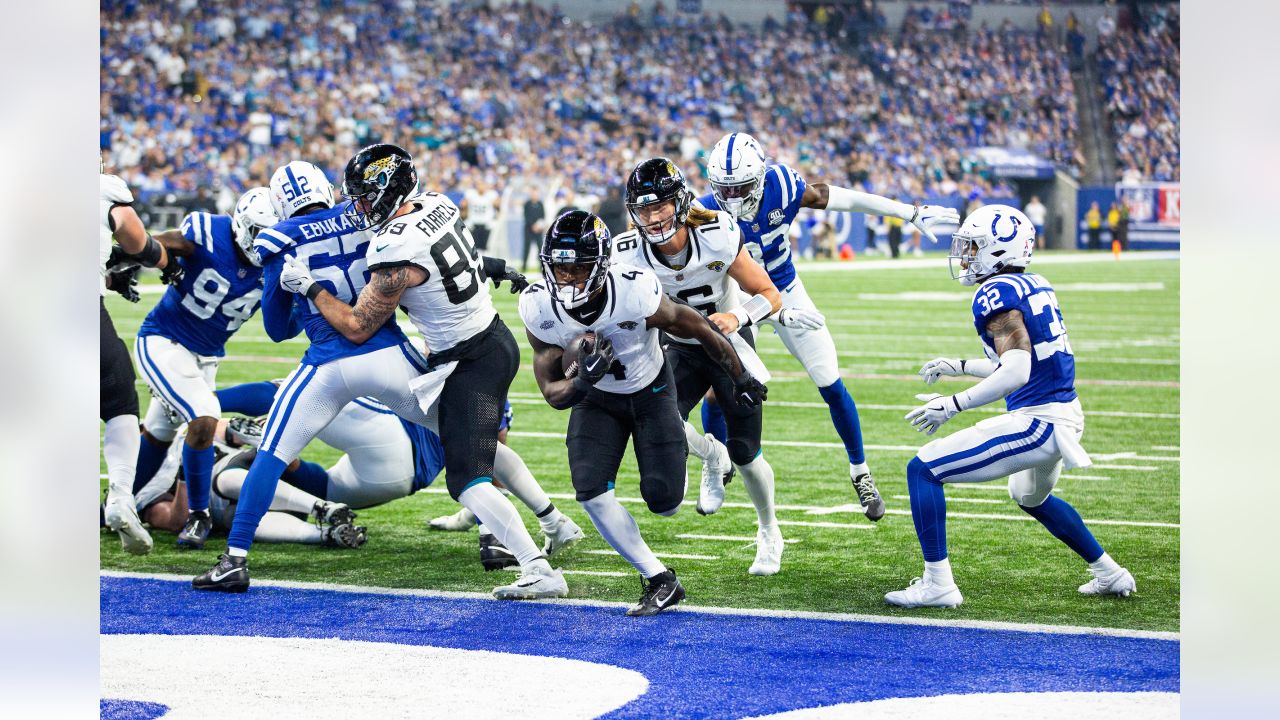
[342,144,418,231]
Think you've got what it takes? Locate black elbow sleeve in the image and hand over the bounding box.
[480,255,506,281]
[125,234,164,268]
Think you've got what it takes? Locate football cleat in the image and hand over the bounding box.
[192,554,250,593]
[628,569,686,617]
[479,532,519,572]
[103,495,153,556]
[176,510,213,550]
[852,471,886,522]
[226,417,265,448]
[884,577,963,609]
[311,501,356,528]
[428,506,478,532]
[492,564,568,600]
[749,525,784,576]
[696,434,734,516]
[1079,567,1136,598]
[322,522,368,549]
[541,515,586,556]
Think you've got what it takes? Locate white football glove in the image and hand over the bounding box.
[776,308,826,330]
[909,205,961,244]
[918,358,965,385]
[280,255,317,297]
[904,393,962,435]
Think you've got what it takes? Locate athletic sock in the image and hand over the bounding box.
[226,452,288,553]
[215,381,279,417]
[683,421,713,461]
[1018,495,1105,562]
[133,434,170,495]
[736,453,777,528]
[280,460,330,498]
[493,443,561,529]
[580,490,666,578]
[459,480,547,568]
[925,558,954,587]
[103,415,141,500]
[817,379,866,465]
[182,444,215,512]
[216,468,324,516]
[850,461,870,479]
[700,399,729,445]
[477,522,490,535]
[906,456,948,562]
[254,512,324,544]
[1089,552,1123,576]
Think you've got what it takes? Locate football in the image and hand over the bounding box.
[561,331,595,379]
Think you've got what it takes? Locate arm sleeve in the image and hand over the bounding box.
[260,260,302,342]
[962,358,997,378]
[954,349,1031,411]
[823,185,915,220]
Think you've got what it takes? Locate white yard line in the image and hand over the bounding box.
[775,251,1179,273]
[583,549,720,561]
[795,503,1178,529]
[1092,464,1160,471]
[677,533,802,545]
[561,570,632,578]
[777,520,877,530]
[506,399,1178,420]
[1151,445,1181,452]
[892,494,1005,504]
[1062,475,1111,481]
[99,570,1179,641]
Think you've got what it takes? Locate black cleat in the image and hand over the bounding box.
[322,522,367,549]
[192,553,250,593]
[312,501,356,528]
[627,569,685,617]
[479,533,519,572]
[176,510,213,549]
[852,472,886,522]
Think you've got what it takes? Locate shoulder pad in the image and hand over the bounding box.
[100,174,133,204]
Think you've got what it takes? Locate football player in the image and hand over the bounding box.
[270,145,568,601]
[615,158,810,576]
[99,165,182,555]
[886,205,1135,608]
[520,209,767,616]
[699,132,959,519]
[130,187,277,550]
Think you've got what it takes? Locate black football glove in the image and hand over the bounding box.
[106,265,141,303]
[105,245,141,275]
[733,373,768,409]
[159,259,185,286]
[576,337,616,387]
[496,265,529,294]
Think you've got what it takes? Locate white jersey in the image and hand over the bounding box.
[366,191,496,353]
[100,173,134,296]
[518,263,665,394]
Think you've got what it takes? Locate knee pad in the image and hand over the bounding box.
[725,437,760,467]
[100,385,139,422]
[1009,469,1054,508]
[641,483,683,516]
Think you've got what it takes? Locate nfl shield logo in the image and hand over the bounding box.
[617,320,638,330]
[768,209,784,226]
[539,320,554,330]
[674,273,684,281]
[751,224,759,232]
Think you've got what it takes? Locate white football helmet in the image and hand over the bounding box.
[949,204,1036,286]
[231,187,278,266]
[707,132,768,221]
[268,161,334,220]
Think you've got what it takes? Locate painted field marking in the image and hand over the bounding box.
[677,533,803,545]
[892,494,1005,505]
[100,570,1181,640]
[1151,445,1181,452]
[1092,464,1159,471]
[562,570,632,578]
[583,549,720,561]
[1062,475,1111,481]
[1091,452,1180,463]
[794,503,1179,529]
[777,520,877,530]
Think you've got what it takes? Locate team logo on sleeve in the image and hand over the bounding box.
[768,209,784,225]
[706,261,726,273]
[617,321,638,331]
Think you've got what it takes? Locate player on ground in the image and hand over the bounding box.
[886,205,1136,608]
[615,158,804,575]
[271,144,568,600]
[99,166,182,555]
[521,209,767,615]
[131,187,276,550]
[699,132,959,518]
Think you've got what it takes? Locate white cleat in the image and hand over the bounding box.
[541,515,586,556]
[696,434,734,516]
[1079,568,1137,598]
[749,525,783,576]
[103,495,153,556]
[492,564,569,600]
[884,577,964,609]
[428,507,477,532]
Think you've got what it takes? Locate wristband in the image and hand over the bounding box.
[729,293,774,328]
[304,283,323,301]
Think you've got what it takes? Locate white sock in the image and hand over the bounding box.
[925,558,954,586]
[459,482,549,571]
[1088,552,1122,576]
[850,461,870,478]
[493,443,562,531]
[103,415,141,499]
[477,522,490,535]
[737,454,777,529]
[215,468,321,516]
[227,546,248,557]
[580,490,666,577]
[254,512,324,544]
[683,422,712,461]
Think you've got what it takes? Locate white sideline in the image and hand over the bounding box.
[99,570,1179,642]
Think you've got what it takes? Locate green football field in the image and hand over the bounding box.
[101,254,1179,633]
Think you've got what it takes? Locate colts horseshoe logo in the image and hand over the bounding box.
[991,213,1021,242]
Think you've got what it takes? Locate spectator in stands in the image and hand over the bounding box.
[1025,195,1048,250]
[1085,201,1102,250]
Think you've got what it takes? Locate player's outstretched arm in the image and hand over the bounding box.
[527,331,589,410]
[108,204,173,270]
[281,260,424,344]
[801,183,959,244]
[708,247,783,335]
[151,229,196,258]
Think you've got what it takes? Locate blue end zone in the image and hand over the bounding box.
[101,576,1177,718]
[100,699,169,720]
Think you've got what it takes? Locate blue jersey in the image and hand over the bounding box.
[349,397,445,493]
[699,163,808,290]
[971,272,1077,410]
[254,205,407,366]
[137,212,264,356]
